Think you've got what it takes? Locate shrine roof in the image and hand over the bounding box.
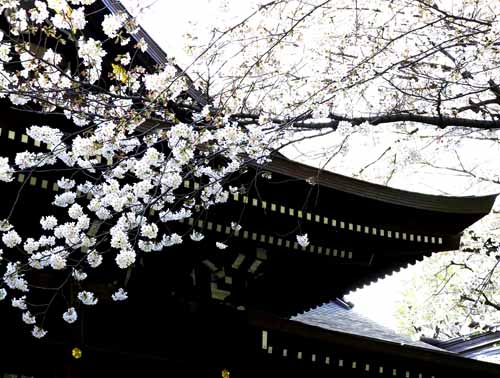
[292,299,444,352]
[422,330,500,359]
[266,154,497,215]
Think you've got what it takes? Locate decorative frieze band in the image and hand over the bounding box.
[177,216,354,260]
[0,129,444,247]
[260,329,437,378]
[182,180,444,246]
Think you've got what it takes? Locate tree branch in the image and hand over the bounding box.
[233,111,500,130]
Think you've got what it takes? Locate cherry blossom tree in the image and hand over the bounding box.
[0,0,279,338]
[172,0,500,338]
[0,0,499,339]
[395,229,500,340]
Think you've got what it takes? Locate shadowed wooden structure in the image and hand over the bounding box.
[0,1,499,377]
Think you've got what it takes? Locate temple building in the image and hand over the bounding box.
[0,1,499,377]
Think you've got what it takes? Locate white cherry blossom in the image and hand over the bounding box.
[72,269,87,281]
[0,157,13,182]
[49,254,67,270]
[40,216,58,230]
[77,291,98,305]
[102,13,127,38]
[115,248,136,269]
[296,234,310,248]
[190,231,204,242]
[12,296,27,310]
[32,325,47,339]
[87,251,103,268]
[2,230,21,248]
[216,242,228,250]
[22,311,36,325]
[111,288,128,301]
[63,307,78,324]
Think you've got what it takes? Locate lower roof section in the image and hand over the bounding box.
[251,309,500,378]
[423,330,500,360]
[292,299,442,352]
[2,299,500,378]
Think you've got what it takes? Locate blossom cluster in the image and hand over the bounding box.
[0,0,278,339]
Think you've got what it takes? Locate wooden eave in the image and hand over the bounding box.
[423,331,500,358]
[265,154,497,215]
[0,104,494,317]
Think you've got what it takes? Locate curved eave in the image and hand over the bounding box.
[265,155,498,215]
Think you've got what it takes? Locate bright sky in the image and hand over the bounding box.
[120,0,497,332]
[344,265,420,329]
[123,0,255,67]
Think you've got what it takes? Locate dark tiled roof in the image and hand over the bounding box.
[292,300,445,352]
[423,330,500,358]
